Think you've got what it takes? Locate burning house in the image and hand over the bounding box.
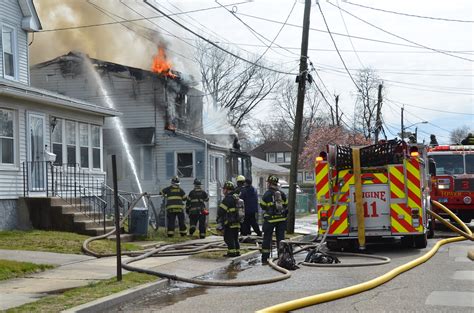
[31,51,251,217]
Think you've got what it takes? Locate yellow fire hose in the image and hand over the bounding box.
[256,200,473,312]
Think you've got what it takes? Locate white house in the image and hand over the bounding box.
[0,1,118,231]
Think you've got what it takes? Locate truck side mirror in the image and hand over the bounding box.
[428,158,436,176]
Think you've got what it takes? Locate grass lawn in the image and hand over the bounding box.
[7,272,158,313]
[0,230,142,255]
[0,259,54,281]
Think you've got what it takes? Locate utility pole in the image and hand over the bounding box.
[374,84,383,143]
[401,106,404,141]
[335,95,340,126]
[287,0,312,234]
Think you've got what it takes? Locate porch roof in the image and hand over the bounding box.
[103,127,155,146]
[251,156,290,175]
[0,79,120,117]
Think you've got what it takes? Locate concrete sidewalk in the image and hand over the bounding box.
[0,216,314,311]
[0,236,225,311]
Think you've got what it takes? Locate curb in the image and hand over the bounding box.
[63,249,260,313]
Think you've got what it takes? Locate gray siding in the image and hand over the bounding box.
[0,0,29,84]
[0,95,106,199]
[155,134,205,195]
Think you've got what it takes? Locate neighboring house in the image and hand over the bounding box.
[250,156,289,195]
[0,1,118,231]
[250,141,313,184]
[31,52,251,219]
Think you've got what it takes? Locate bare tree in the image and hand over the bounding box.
[354,68,383,140]
[450,125,472,144]
[195,40,280,128]
[273,79,326,140]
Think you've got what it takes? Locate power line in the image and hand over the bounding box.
[39,1,251,32]
[214,0,299,59]
[344,1,474,23]
[336,0,364,67]
[316,66,474,95]
[143,0,297,75]
[234,11,472,54]
[317,3,361,92]
[386,98,474,116]
[328,1,474,63]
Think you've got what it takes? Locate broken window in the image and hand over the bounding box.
[177,152,193,178]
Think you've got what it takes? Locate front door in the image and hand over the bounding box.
[27,112,46,192]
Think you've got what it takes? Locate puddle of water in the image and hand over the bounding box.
[117,282,207,311]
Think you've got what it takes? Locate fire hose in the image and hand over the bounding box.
[82,192,292,286]
[256,200,473,312]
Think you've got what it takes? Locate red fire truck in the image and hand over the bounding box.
[428,145,474,223]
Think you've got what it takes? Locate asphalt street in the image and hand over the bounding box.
[114,225,474,313]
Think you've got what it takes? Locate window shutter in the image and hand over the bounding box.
[195,150,204,179]
[165,152,174,179]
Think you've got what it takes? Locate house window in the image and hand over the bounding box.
[51,119,63,165]
[0,109,14,164]
[2,25,16,79]
[305,171,314,181]
[268,153,275,163]
[53,118,102,170]
[142,146,152,180]
[276,152,284,163]
[79,123,89,168]
[177,152,193,178]
[297,172,303,182]
[285,152,291,163]
[65,120,76,165]
[91,125,101,169]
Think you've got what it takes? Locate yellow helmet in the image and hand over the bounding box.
[236,175,246,182]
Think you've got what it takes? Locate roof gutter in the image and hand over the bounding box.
[0,85,120,117]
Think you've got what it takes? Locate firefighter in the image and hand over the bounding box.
[260,175,288,265]
[240,177,262,236]
[234,175,246,196]
[186,178,209,239]
[216,181,241,257]
[461,133,474,145]
[160,176,187,237]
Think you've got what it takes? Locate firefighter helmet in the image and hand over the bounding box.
[171,176,180,185]
[236,175,245,183]
[223,181,235,191]
[267,175,279,185]
[193,178,202,186]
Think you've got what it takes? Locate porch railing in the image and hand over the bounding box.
[22,161,134,232]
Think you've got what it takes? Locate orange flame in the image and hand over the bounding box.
[151,46,176,78]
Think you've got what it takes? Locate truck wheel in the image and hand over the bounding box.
[400,236,414,248]
[414,233,428,249]
[459,215,472,224]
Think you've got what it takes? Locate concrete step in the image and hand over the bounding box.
[69,211,104,222]
[81,226,116,236]
[50,204,92,214]
[50,197,81,206]
[75,219,115,231]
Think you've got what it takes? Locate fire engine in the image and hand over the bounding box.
[427,145,474,223]
[314,140,432,251]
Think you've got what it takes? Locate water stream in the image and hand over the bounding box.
[82,57,145,205]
